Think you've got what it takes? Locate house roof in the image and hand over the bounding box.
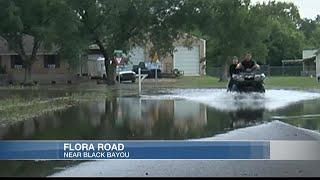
[304,55,316,62]
[282,56,316,64]
[282,59,303,64]
[0,35,58,55]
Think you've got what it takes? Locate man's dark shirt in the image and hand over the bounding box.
[229,64,238,77]
[240,59,256,70]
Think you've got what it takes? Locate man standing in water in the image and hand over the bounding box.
[236,52,260,71]
[227,56,239,91]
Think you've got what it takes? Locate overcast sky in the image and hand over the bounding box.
[251,0,320,19]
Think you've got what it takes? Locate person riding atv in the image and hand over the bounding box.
[227,56,240,91]
[229,53,265,93]
[236,53,260,71]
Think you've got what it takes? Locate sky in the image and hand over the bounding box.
[251,0,320,19]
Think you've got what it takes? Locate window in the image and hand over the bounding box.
[44,55,60,69]
[10,55,24,69]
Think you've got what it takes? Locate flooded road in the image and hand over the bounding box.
[1,89,320,140]
[1,88,320,176]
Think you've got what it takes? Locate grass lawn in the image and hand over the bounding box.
[264,76,320,90]
[173,76,226,88]
[173,76,320,90]
[0,92,112,126]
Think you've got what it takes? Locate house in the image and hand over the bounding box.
[303,49,320,79]
[302,49,318,76]
[316,49,320,81]
[281,49,317,76]
[129,35,206,76]
[83,35,206,77]
[0,35,74,84]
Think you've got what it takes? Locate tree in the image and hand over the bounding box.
[265,19,305,65]
[194,0,270,80]
[69,0,188,85]
[254,0,304,65]
[300,17,320,49]
[0,0,78,83]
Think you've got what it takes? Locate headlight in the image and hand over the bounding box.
[233,74,244,81]
[232,74,237,79]
[246,75,254,79]
[254,74,265,81]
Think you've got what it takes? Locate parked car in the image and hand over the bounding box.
[132,62,161,79]
[116,65,136,83]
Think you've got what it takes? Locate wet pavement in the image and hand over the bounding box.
[1,88,320,176]
[51,121,320,177]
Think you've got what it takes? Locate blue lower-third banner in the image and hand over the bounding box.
[0,140,270,160]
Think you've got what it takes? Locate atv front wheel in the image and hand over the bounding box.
[231,84,239,92]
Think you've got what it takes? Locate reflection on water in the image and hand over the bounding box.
[0,97,211,140]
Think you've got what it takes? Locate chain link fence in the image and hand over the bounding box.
[206,65,316,77]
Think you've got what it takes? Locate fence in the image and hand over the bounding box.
[206,65,316,77]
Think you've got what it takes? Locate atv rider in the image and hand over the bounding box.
[236,52,260,71]
[227,56,239,91]
[233,52,265,93]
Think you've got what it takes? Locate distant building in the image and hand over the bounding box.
[301,49,320,79]
[282,49,318,76]
[315,49,320,81]
[83,35,207,78]
[0,35,74,84]
[129,35,206,76]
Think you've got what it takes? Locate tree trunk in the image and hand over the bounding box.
[218,63,229,82]
[24,67,28,83]
[23,65,32,84]
[104,57,116,85]
[95,39,116,85]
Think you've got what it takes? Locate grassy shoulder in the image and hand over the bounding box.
[264,76,320,90]
[172,76,227,88]
[172,76,320,90]
[0,92,112,127]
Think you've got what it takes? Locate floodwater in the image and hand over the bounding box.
[1,88,320,176]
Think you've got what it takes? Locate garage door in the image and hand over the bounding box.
[173,46,200,76]
[128,47,145,65]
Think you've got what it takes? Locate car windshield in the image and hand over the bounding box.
[117,65,131,72]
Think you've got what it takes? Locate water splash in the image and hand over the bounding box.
[141,89,320,112]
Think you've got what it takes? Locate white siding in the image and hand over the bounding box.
[303,50,317,59]
[316,54,320,76]
[128,47,145,65]
[173,46,200,76]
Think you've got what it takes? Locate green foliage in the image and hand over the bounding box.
[68,0,191,84]
[255,1,305,65]
[0,0,80,80]
[197,0,317,66]
[301,16,320,48]
[265,19,305,65]
[196,0,271,65]
[0,0,319,75]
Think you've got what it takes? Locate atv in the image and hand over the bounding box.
[229,69,266,93]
